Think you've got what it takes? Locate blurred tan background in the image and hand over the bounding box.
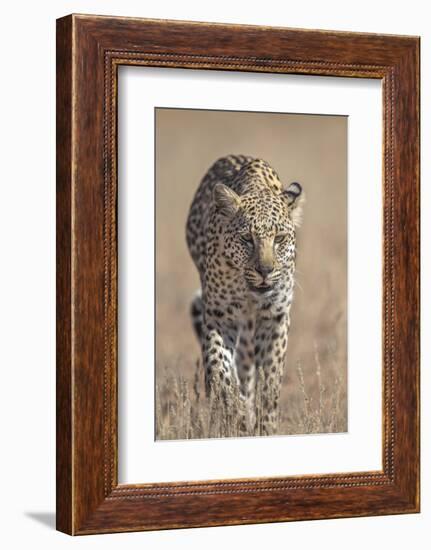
[155,108,347,433]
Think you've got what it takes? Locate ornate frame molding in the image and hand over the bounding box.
[57,14,419,534]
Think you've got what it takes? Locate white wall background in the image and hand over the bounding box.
[0,0,427,548]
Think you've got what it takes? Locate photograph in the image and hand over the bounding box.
[155,107,348,440]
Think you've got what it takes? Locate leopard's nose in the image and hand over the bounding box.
[256,264,274,278]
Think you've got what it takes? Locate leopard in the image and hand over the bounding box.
[186,154,304,435]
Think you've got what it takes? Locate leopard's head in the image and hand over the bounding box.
[214,181,304,297]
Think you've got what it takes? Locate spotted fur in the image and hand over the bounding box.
[186,155,304,435]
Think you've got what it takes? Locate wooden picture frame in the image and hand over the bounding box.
[56,14,420,535]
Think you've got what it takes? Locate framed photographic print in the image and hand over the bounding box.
[56,14,420,534]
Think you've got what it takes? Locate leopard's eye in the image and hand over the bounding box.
[274,233,287,244]
[240,233,254,245]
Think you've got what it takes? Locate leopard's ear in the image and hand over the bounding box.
[282,182,304,227]
[213,183,241,218]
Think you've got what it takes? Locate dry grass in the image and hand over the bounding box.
[156,342,347,440]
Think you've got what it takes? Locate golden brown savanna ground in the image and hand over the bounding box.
[155,108,347,440]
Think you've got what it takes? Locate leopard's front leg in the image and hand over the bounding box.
[235,320,257,431]
[202,315,254,436]
[255,313,290,435]
[202,317,239,399]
